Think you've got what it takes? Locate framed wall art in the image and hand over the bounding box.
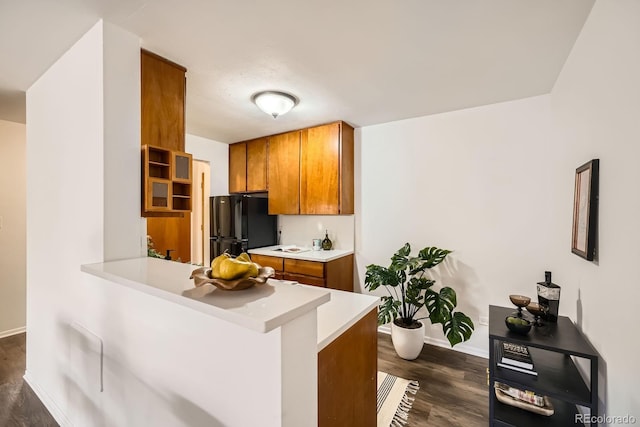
[571,159,599,260]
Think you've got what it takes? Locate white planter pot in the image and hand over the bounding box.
[391,320,425,360]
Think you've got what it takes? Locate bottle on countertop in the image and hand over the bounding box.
[322,230,333,250]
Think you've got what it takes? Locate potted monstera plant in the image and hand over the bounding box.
[365,243,474,360]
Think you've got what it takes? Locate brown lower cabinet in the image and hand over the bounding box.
[318,308,377,427]
[250,254,354,292]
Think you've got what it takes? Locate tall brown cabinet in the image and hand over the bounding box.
[141,50,186,151]
[300,122,354,215]
[141,49,191,262]
[267,131,302,214]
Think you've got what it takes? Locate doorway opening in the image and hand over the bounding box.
[190,159,211,266]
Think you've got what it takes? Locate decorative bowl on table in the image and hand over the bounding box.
[190,266,275,291]
[509,294,531,309]
[505,315,532,335]
[526,302,546,326]
[506,294,533,334]
[508,294,532,319]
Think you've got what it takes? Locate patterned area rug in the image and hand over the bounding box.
[377,371,420,426]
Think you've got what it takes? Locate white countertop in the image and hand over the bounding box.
[248,245,354,262]
[313,286,379,351]
[81,257,330,333]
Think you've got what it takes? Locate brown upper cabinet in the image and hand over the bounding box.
[268,131,301,214]
[269,121,354,215]
[230,121,354,215]
[229,138,268,193]
[300,122,354,215]
[229,142,247,193]
[141,49,186,151]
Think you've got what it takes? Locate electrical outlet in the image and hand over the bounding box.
[479,316,489,326]
[0,216,3,230]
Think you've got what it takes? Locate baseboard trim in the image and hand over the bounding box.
[23,371,73,427]
[378,325,489,359]
[0,326,26,339]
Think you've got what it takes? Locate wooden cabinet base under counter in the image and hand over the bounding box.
[250,253,354,291]
[318,308,377,426]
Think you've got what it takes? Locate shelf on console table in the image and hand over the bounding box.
[488,305,598,427]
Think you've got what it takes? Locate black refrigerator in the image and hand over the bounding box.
[210,195,277,263]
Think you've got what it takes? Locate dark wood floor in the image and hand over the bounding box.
[0,332,487,427]
[0,333,57,427]
[377,332,489,426]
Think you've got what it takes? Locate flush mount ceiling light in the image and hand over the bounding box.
[252,91,298,119]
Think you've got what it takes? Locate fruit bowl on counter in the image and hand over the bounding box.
[190,252,275,291]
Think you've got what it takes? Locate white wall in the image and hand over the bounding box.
[357,95,556,356]
[357,0,640,417]
[550,0,640,418]
[278,215,355,250]
[0,119,26,336]
[186,133,229,196]
[26,20,144,424]
[103,22,145,260]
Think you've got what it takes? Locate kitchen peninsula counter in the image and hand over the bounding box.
[81,257,330,333]
[80,256,378,427]
[81,257,377,348]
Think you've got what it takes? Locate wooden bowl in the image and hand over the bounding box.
[190,266,275,291]
[525,302,545,317]
[509,294,531,308]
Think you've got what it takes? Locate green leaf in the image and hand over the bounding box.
[443,312,475,346]
[425,287,457,324]
[397,269,407,285]
[408,277,435,290]
[418,247,452,269]
[378,296,401,325]
[407,257,426,275]
[390,243,411,271]
[404,282,424,311]
[365,264,401,290]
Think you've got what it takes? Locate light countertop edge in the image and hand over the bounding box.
[248,246,354,262]
[313,287,380,351]
[81,257,331,334]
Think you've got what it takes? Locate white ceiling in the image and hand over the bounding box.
[0,0,594,143]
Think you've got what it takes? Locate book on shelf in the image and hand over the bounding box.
[497,361,538,376]
[500,342,534,370]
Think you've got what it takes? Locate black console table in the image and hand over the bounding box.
[489,305,599,426]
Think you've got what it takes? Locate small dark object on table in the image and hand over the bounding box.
[505,316,532,335]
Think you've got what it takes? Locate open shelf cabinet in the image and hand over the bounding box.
[142,145,192,215]
[488,305,598,426]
